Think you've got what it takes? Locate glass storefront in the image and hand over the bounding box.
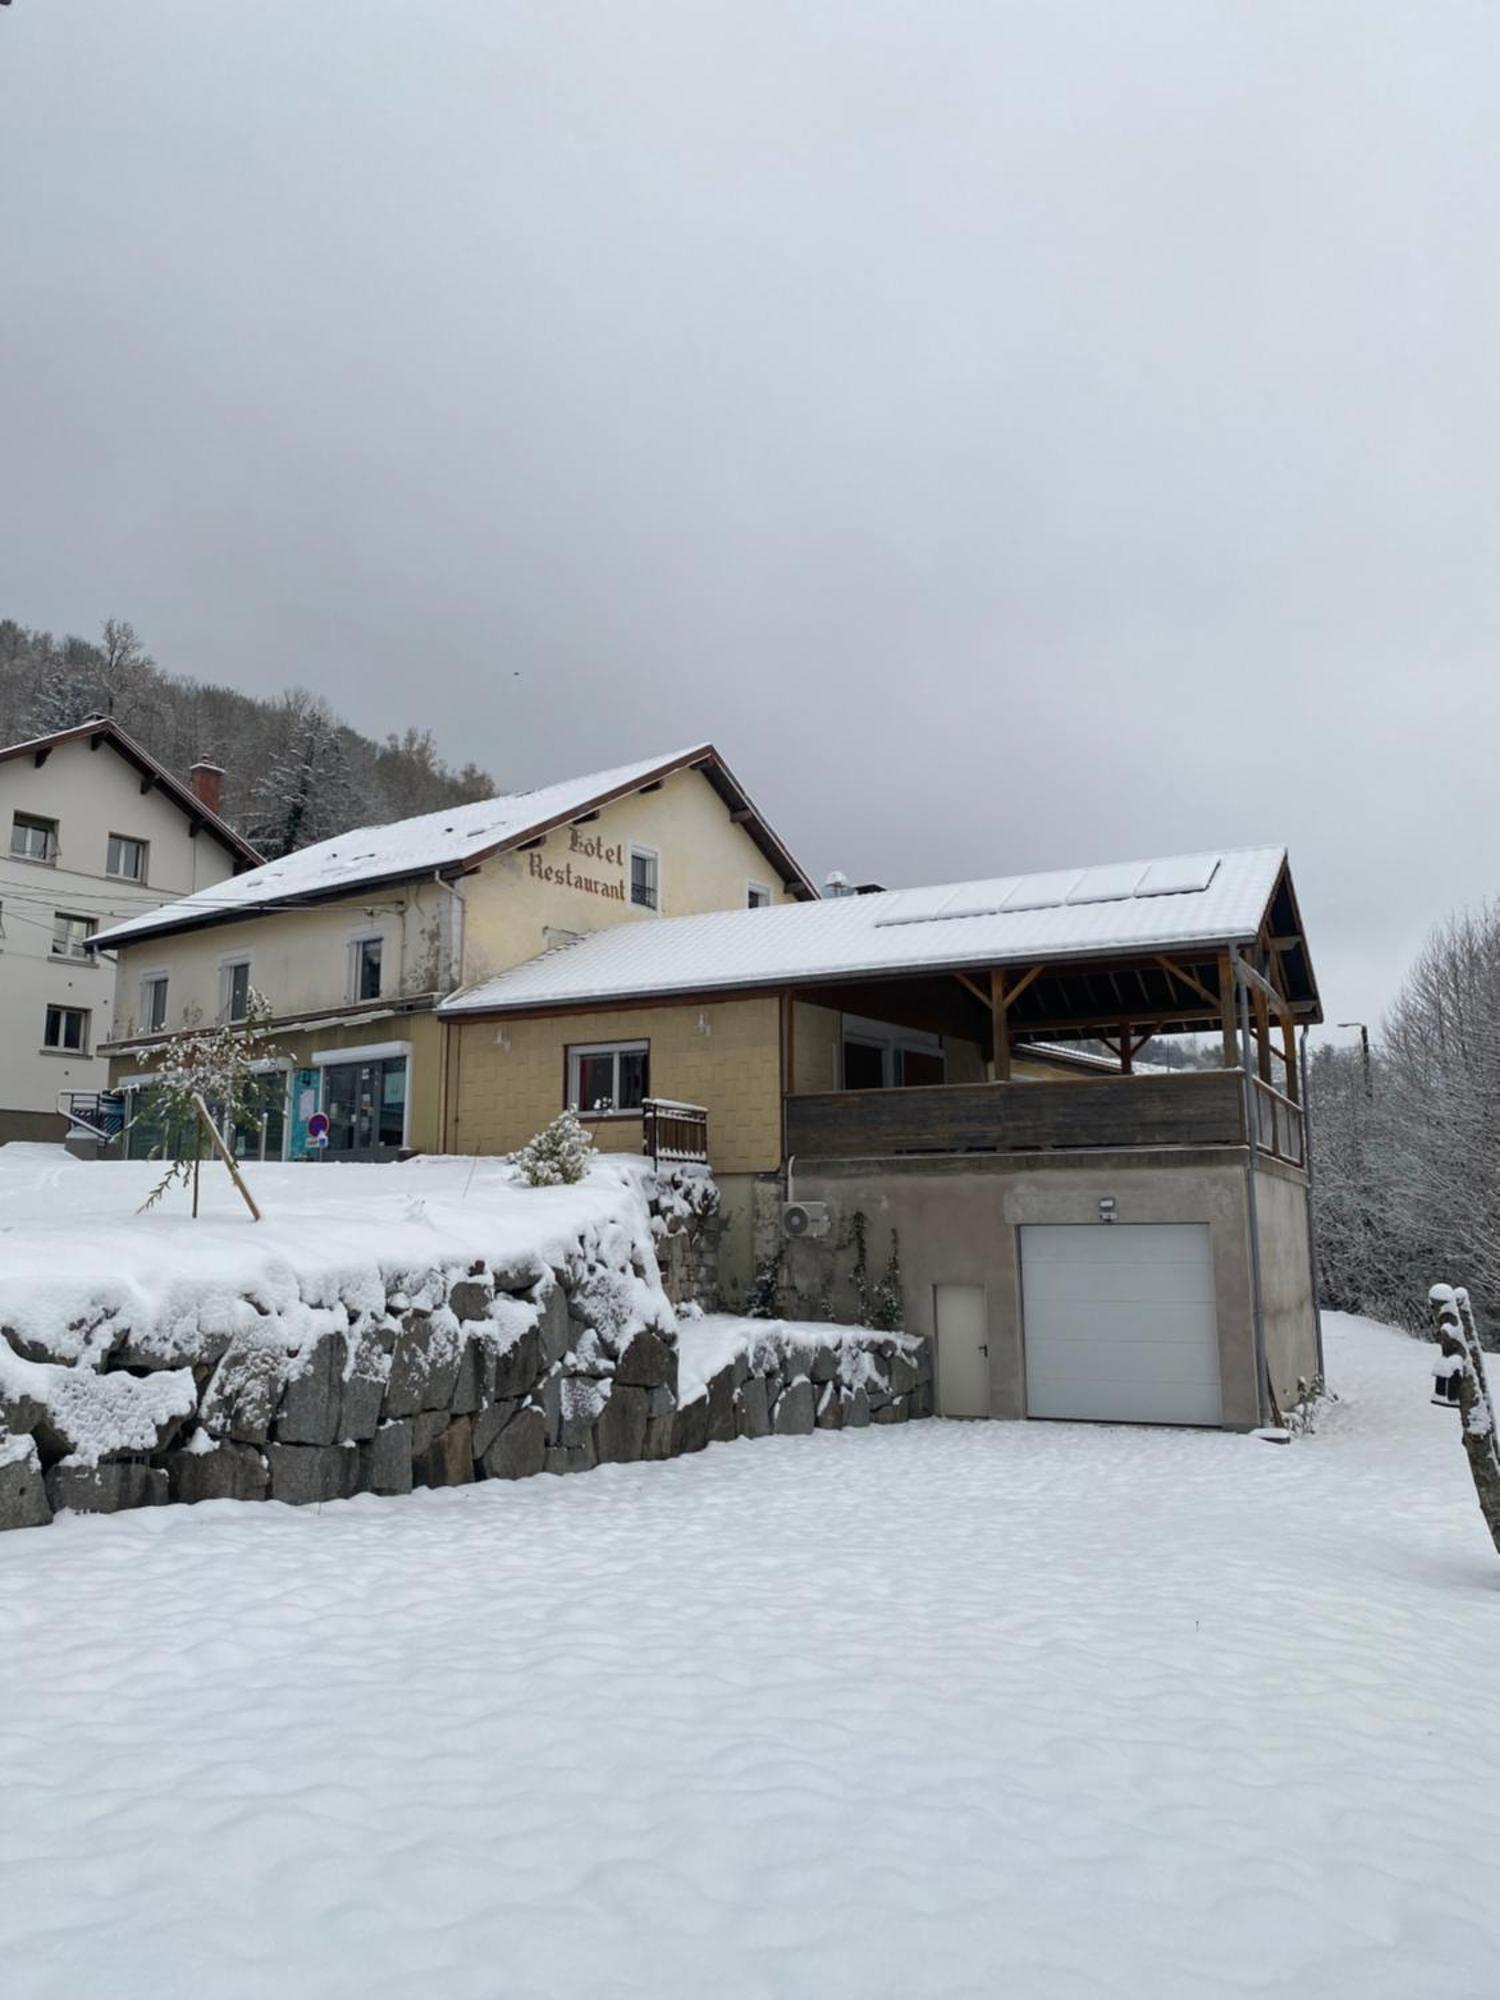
[321,1056,407,1157]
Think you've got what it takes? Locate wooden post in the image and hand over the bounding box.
[1218,951,1238,1068]
[784,991,797,1096]
[192,1091,263,1222]
[1280,1012,1300,1104]
[1252,985,1274,1084]
[990,969,1010,1081]
[1119,1024,1133,1074]
[1430,1285,1500,1555]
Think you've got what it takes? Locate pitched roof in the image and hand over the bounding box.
[91,742,816,949]
[0,718,261,868]
[442,844,1310,1016]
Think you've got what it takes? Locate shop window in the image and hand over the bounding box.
[349,935,383,1002]
[568,1041,649,1115]
[11,812,57,864]
[51,912,96,960]
[322,1055,407,1156]
[106,833,148,882]
[630,846,659,911]
[43,1004,89,1054]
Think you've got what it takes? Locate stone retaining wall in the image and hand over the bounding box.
[0,1180,931,1532]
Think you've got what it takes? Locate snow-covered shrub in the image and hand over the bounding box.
[515,1108,596,1187]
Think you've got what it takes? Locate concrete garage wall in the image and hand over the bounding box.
[780,1149,1317,1431]
[1254,1162,1321,1407]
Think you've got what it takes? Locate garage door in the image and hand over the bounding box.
[1020,1223,1221,1427]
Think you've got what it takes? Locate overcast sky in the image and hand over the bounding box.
[4,3,1499,1032]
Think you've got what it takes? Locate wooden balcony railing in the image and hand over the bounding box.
[785,1067,1305,1166]
[641,1098,710,1167]
[1249,1077,1305,1167]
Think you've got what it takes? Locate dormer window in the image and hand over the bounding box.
[11,813,57,864]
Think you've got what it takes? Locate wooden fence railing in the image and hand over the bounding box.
[641,1098,710,1167]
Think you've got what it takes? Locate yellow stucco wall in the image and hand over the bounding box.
[446,996,784,1174]
[456,766,797,988]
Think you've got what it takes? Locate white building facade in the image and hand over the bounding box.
[0,721,258,1141]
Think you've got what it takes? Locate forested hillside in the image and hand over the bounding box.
[1309,906,1500,1340]
[0,618,495,859]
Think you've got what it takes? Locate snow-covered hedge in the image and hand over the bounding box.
[0,1153,930,1531]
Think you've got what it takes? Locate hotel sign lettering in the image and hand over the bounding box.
[526,827,627,902]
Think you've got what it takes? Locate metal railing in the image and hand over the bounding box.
[641,1098,709,1167]
[57,1088,131,1147]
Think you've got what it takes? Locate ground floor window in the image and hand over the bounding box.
[567,1040,648,1115]
[322,1055,407,1155]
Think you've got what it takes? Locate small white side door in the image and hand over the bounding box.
[934,1282,990,1418]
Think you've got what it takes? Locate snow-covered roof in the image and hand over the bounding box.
[0,717,261,868]
[443,844,1297,1016]
[93,743,815,948]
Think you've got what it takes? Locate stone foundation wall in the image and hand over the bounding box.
[0,1177,931,1533]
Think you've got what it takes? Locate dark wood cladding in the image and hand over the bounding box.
[784,1070,1249,1159]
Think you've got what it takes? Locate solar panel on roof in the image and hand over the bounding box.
[1064,863,1148,906]
[1000,869,1084,913]
[1136,854,1221,897]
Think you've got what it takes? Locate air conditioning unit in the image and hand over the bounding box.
[782,1200,831,1241]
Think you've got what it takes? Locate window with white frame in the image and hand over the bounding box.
[106,833,148,882]
[349,935,383,1002]
[140,972,168,1033]
[51,911,96,960]
[746,882,773,909]
[629,845,659,911]
[840,1012,946,1092]
[43,1004,89,1054]
[220,958,251,1022]
[11,812,57,863]
[567,1040,649,1115]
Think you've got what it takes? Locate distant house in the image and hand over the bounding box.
[0,719,259,1141]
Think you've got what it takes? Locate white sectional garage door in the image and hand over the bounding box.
[1020,1224,1221,1427]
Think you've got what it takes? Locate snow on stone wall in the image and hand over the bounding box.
[0,1157,930,1531]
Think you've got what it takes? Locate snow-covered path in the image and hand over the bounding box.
[4,1313,1498,1999]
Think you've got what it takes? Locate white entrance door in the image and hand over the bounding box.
[934,1283,990,1417]
[1020,1224,1221,1427]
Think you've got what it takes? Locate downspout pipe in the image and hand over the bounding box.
[1235,951,1273,1427]
[1299,1026,1327,1384]
[431,871,468,1153]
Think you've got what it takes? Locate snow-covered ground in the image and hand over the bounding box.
[4,1313,1499,1999]
[0,1145,667,1361]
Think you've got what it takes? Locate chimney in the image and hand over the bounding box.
[188,760,225,815]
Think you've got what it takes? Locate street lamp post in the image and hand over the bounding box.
[1337,1021,1372,1100]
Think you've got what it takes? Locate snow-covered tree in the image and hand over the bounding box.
[246,690,359,859]
[514,1109,596,1187]
[140,995,280,1214]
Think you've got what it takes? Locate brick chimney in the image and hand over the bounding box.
[188,760,225,815]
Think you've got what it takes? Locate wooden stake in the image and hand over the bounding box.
[192,1092,263,1222]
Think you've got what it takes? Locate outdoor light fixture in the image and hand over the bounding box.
[494,1029,510,1051]
[1098,1197,1117,1224]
